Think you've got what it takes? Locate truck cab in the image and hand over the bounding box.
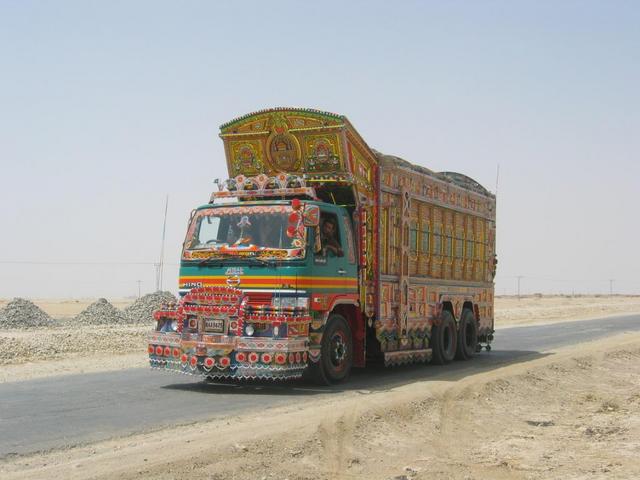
[149,189,361,383]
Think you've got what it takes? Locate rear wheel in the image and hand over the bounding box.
[431,310,457,365]
[306,314,353,385]
[455,309,478,360]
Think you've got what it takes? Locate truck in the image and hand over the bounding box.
[148,107,496,384]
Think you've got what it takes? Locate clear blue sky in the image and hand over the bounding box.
[1,1,638,297]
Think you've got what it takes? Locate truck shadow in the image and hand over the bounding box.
[161,348,549,396]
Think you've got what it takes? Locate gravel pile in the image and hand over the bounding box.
[0,326,149,365]
[74,298,128,325]
[124,291,178,324]
[0,298,56,329]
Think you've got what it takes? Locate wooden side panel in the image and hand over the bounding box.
[454,212,464,280]
[431,207,443,278]
[376,160,497,362]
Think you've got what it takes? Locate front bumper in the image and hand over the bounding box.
[148,331,309,380]
[148,286,313,381]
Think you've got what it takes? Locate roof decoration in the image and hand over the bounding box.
[219,107,345,131]
[217,108,379,197]
[210,173,317,202]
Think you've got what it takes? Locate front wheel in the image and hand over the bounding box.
[306,314,353,385]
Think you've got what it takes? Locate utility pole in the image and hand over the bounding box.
[154,263,161,291]
[516,275,523,300]
[158,195,169,292]
[137,280,142,298]
[609,279,614,296]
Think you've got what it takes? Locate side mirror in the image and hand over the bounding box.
[302,205,320,227]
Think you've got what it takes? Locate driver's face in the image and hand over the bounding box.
[323,222,334,236]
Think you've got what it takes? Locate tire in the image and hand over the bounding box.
[431,310,457,365]
[306,314,353,385]
[455,309,478,360]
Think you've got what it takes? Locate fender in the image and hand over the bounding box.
[308,293,360,365]
[310,293,359,325]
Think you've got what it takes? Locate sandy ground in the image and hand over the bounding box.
[494,294,640,326]
[1,295,639,383]
[1,332,639,480]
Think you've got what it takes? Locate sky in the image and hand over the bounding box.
[0,0,638,298]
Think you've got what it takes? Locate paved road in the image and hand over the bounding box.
[1,314,638,458]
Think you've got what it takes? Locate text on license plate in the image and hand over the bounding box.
[205,317,225,333]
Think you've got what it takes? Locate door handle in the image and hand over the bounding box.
[337,268,347,275]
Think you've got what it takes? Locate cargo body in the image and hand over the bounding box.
[148,108,496,383]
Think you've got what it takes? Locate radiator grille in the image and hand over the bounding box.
[245,292,272,307]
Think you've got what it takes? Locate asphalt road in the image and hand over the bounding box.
[1,314,639,458]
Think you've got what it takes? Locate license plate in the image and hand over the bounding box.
[204,317,225,333]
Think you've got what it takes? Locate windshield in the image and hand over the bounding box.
[183,205,306,261]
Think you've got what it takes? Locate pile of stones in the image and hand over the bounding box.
[124,291,178,324]
[0,292,179,329]
[0,298,56,329]
[74,298,129,325]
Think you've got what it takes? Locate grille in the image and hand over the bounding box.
[245,292,272,308]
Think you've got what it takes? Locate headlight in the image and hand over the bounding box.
[245,324,255,336]
[271,296,309,309]
[160,318,179,333]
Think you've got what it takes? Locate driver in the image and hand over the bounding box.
[257,217,281,248]
[320,217,343,257]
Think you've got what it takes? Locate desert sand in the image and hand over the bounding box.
[494,294,640,326]
[1,332,639,479]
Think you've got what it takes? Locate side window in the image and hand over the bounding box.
[196,217,221,246]
[317,212,344,259]
[342,213,356,264]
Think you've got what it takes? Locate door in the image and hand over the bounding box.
[312,209,357,293]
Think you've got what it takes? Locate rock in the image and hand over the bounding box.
[123,291,178,324]
[74,299,127,325]
[526,419,555,427]
[404,466,419,476]
[0,298,56,329]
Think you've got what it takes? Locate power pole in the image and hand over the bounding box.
[154,263,161,291]
[158,195,169,292]
[609,279,614,296]
[516,275,523,300]
[137,280,142,298]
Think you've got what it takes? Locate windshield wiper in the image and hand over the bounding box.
[244,256,276,268]
[197,252,276,267]
[198,252,233,266]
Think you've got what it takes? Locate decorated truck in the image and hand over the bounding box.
[148,108,496,384]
